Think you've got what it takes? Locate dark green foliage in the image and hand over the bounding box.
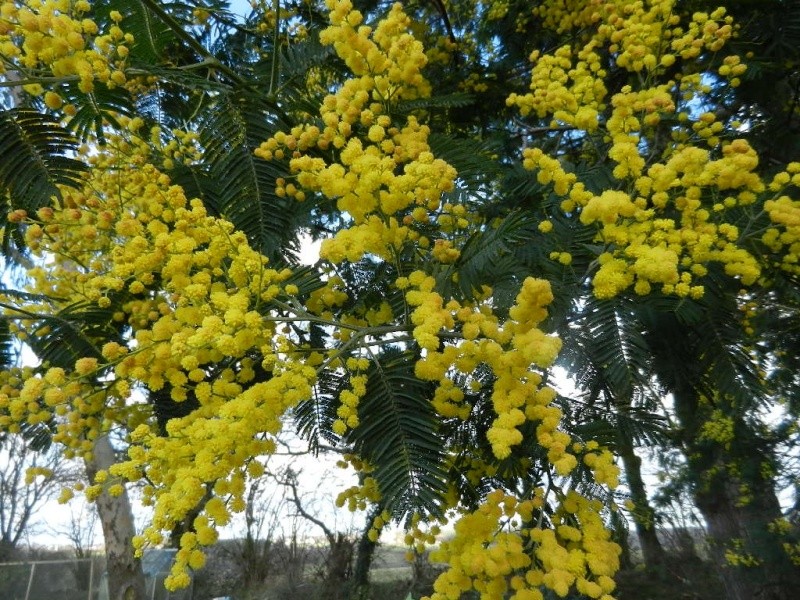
[346,349,448,518]
[0,317,14,369]
[448,210,539,307]
[273,35,335,100]
[65,84,136,142]
[0,108,86,210]
[640,282,766,414]
[19,301,109,367]
[294,368,346,451]
[560,297,652,404]
[107,0,187,64]
[193,93,307,261]
[705,0,800,163]
[428,133,501,192]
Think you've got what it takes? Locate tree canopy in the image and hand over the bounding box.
[1,1,799,599]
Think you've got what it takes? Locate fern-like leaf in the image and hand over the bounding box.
[193,94,310,260]
[20,301,116,369]
[0,317,15,369]
[346,349,448,518]
[0,109,86,211]
[561,296,652,404]
[294,369,347,452]
[450,210,538,303]
[64,84,135,143]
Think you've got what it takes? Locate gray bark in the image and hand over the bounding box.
[619,437,666,568]
[693,463,800,600]
[85,435,146,600]
[671,387,800,600]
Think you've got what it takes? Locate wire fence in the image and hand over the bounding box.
[0,557,104,600]
[0,554,193,600]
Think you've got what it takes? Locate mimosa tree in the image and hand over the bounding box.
[1,1,799,599]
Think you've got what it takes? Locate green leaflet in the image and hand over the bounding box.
[0,108,86,210]
[346,349,448,519]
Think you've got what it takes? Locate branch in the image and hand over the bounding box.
[0,75,80,88]
[281,469,335,546]
[137,0,244,85]
[268,0,281,96]
[513,118,580,135]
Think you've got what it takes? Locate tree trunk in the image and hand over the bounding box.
[672,388,800,600]
[618,437,666,568]
[85,435,146,600]
[0,539,17,562]
[691,454,800,600]
[351,504,381,599]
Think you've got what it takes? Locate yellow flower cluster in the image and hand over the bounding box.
[0,130,322,589]
[508,1,796,299]
[332,358,369,435]
[724,539,762,567]
[366,508,393,542]
[150,125,204,171]
[507,43,606,131]
[0,366,40,431]
[0,0,132,94]
[532,1,733,69]
[486,1,510,22]
[578,440,620,488]
[405,272,624,575]
[256,1,457,266]
[402,270,455,351]
[512,1,733,129]
[305,276,349,319]
[425,489,620,600]
[531,0,602,35]
[336,474,381,513]
[699,409,736,450]
[407,276,570,464]
[403,511,445,556]
[762,163,800,275]
[584,144,766,296]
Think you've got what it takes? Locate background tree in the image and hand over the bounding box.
[0,430,76,561]
[55,501,99,560]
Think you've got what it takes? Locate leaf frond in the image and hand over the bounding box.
[0,108,86,210]
[346,349,449,518]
